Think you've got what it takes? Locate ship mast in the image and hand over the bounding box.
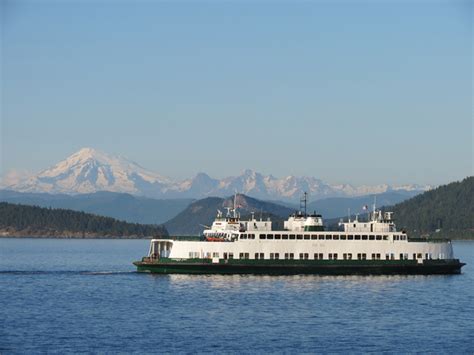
[300,192,308,217]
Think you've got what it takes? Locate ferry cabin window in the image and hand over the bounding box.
[260,234,266,240]
[326,235,332,240]
[290,253,294,260]
[417,253,422,259]
[270,253,275,259]
[314,253,319,260]
[282,235,289,240]
[371,253,376,260]
[311,235,317,240]
[250,234,255,239]
[241,234,247,239]
[383,235,388,241]
[357,253,366,260]
[275,253,280,260]
[390,253,395,260]
[240,252,244,259]
[333,235,339,240]
[318,235,324,240]
[224,253,228,260]
[348,235,354,240]
[299,253,304,259]
[340,235,347,240]
[304,235,310,240]
[362,235,368,240]
[386,253,390,260]
[260,253,264,259]
[213,252,219,258]
[255,253,259,259]
[343,253,352,260]
[376,253,381,260]
[285,253,289,259]
[290,234,296,240]
[297,235,303,240]
[369,235,375,240]
[376,235,382,240]
[333,253,338,260]
[355,235,361,240]
[229,253,234,259]
[267,234,274,240]
[275,234,281,240]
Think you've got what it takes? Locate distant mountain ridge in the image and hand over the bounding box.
[0,189,417,226]
[0,190,192,225]
[2,147,432,201]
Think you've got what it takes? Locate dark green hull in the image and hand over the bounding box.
[133,259,465,275]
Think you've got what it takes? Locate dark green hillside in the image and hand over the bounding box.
[392,177,473,239]
[0,202,168,238]
[308,191,419,218]
[164,194,293,235]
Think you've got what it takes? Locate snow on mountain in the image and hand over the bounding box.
[2,148,431,200]
[5,148,171,196]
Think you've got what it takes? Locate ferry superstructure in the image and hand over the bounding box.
[134,195,465,275]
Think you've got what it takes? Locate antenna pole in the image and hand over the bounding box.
[300,192,308,217]
[373,195,377,221]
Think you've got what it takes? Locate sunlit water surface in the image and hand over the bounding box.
[1,239,473,353]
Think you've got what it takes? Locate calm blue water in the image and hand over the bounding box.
[1,239,473,353]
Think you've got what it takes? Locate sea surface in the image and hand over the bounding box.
[1,238,473,354]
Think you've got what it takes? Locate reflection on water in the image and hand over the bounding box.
[0,238,472,353]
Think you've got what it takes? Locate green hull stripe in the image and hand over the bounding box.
[133,259,464,275]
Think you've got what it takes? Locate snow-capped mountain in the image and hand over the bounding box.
[2,148,432,200]
[5,148,171,195]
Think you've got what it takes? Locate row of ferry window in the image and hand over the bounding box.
[239,234,407,241]
[194,252,435,260]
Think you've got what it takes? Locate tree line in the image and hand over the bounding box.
[0,202,168,237]
[392,176,473,237]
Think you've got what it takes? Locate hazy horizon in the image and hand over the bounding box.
[1,1,472,186]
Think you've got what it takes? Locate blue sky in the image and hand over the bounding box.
[1,0,472,185]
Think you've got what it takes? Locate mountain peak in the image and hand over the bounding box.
[67,147,114,164]
[2,148,431,200]
[76,147,98,155]
[5,148,170,195]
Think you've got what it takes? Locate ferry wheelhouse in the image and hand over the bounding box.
[134,196,465,275]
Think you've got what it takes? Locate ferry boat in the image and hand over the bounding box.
[134,195,465,275]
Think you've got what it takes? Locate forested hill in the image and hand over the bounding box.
[393,177,473,239]
[165,194,294,235]
[0,202,168,238]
